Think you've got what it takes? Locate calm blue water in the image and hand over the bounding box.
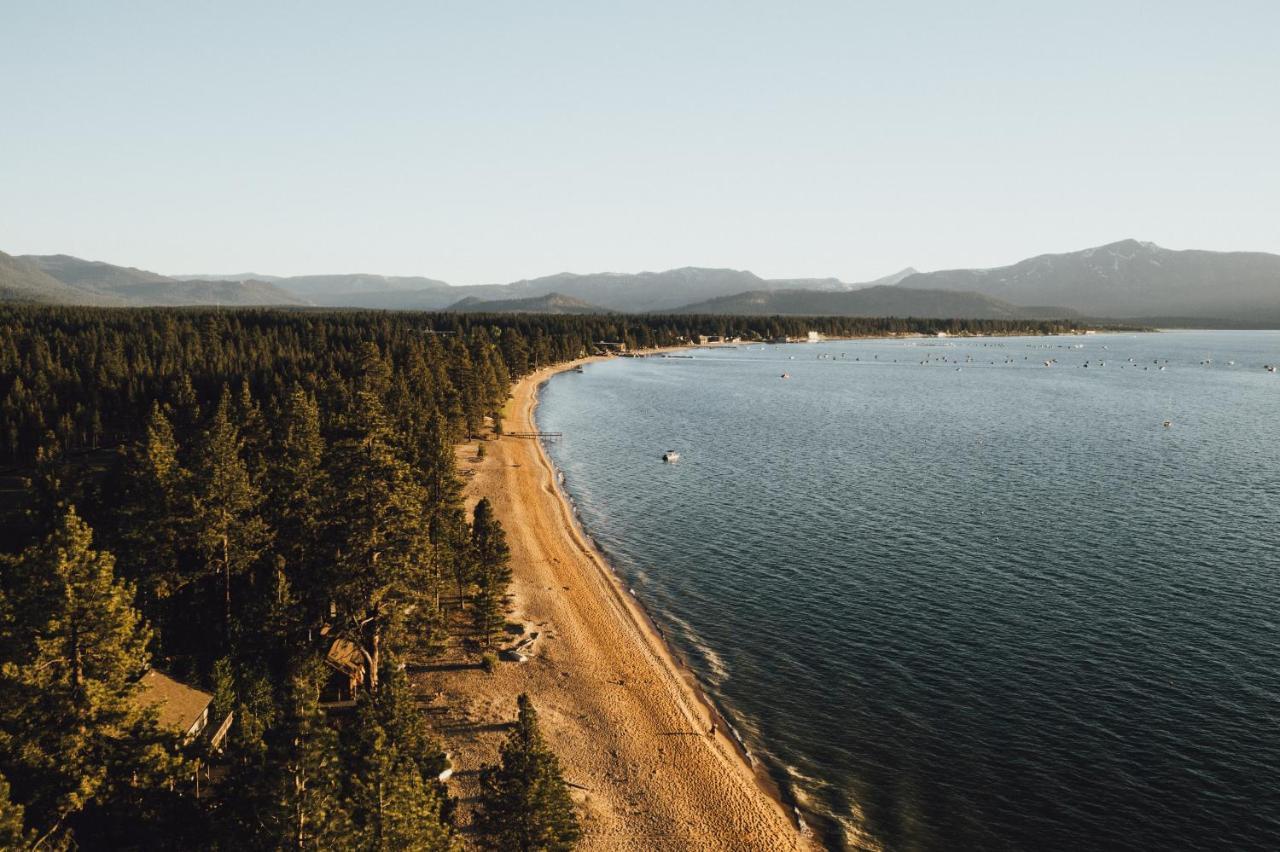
[536,331,1280,851]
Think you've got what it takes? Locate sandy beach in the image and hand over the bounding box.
[435,351,814,850]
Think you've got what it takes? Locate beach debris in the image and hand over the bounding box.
[499,630,540,663]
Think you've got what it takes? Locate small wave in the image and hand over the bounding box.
[661,610,731,687]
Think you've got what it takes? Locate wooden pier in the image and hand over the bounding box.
[505,431,563,441]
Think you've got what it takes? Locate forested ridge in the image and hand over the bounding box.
[0,306,1086,848]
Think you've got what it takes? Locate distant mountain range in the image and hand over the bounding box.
[4,240,1279,324]
[447,292,607,314]
[1,252,122,305]
[897,239,1280,324]
[177,272,454,305]
[2,253,303,307]
[675,286,1076,320]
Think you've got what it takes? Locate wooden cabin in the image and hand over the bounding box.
[135,670,232,748]
[325,637,367,699]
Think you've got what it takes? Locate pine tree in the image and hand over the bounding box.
[500,328,531,379]
[169,373,202,435]
[327,371,432,693]
[0,508,181,846]
[268,388,328,624]
[368,756,453,851]
[417,413,466,615]
[189,387,269,642]
[469,499,512,646]
[474,695,580,852]
[21,442,65,546]
[0,772,33,849]
[274,667,355,851]
[448,343,485,440]
[212,655,278,761]
[115,403,188,605]
[237,378,271,488]
[221,660,354,850]
[343,673,454,851]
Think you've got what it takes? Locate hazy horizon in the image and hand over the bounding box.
[3,1,1277,284]
[4,236,1263,288]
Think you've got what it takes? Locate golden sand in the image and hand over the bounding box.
[444,353,813,850]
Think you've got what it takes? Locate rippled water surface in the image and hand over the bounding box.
[536,331,1280,851]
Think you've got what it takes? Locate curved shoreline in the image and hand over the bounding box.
[469,348,816,850]
[528,364,802,823]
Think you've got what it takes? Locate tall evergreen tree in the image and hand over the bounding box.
[0,508,182,847]
[115,402,187,606]
[474,695,580,852]
[189,387,269,642]
[418,413,466,614]
[0,772,34,850]
[237,378,271,488]
[343,672,454,851]
[470,498,512,646]
[448,343,485,440]
[327,368,432,692]
[268,387,328,627]
[221,660,354,850]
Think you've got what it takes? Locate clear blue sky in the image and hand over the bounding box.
[2,1,1277,284]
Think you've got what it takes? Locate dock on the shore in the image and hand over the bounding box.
[504,431,563,441]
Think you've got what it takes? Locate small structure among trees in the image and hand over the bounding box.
[323,635,367,700]
[135,669,232,747]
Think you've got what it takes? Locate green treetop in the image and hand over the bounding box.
[189,387,269,643]
[327,371,433,693]
[474,694,580,852]
[469,498,512,646]
[0,508,181,847]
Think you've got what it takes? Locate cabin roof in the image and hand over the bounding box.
[136,670,212,735]
[326,638,365,678]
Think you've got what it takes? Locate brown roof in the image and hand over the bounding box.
[136,670,212,735]
[326,638,366,679]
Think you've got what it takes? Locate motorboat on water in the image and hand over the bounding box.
[662,450,680,463]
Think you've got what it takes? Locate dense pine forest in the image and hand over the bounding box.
[0,306,1087,848]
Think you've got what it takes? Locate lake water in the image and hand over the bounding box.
[535,331,1280,851]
